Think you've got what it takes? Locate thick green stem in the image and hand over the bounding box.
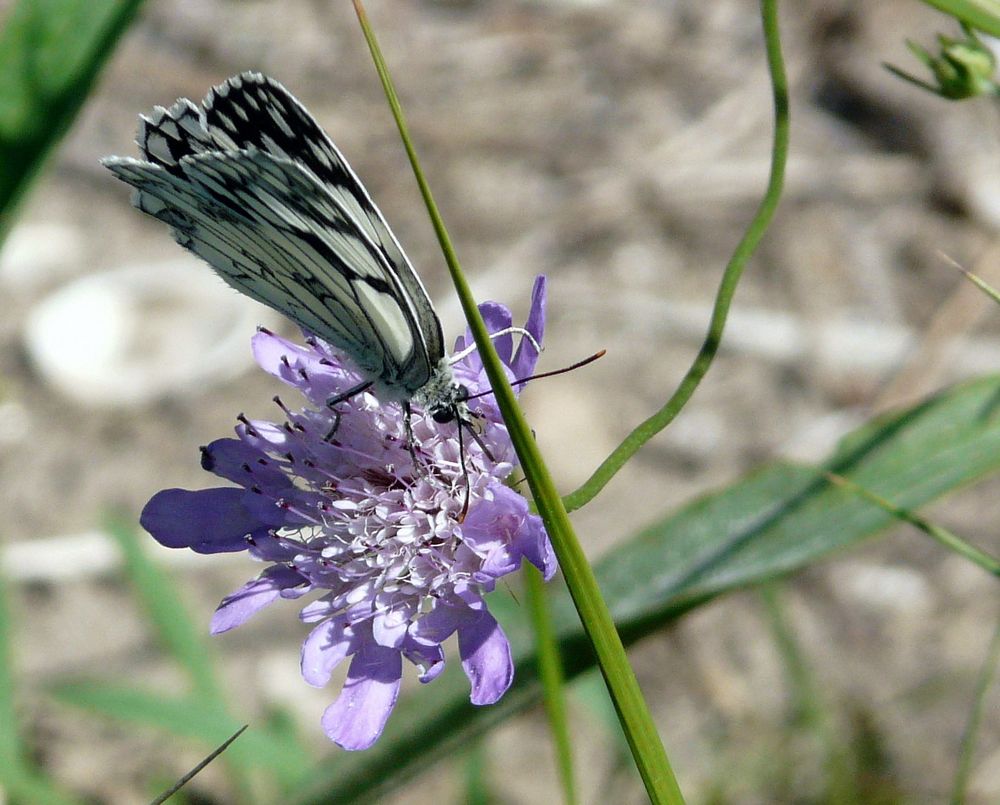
[352,2,686,801]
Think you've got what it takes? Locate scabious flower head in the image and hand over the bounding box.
[141,276,555,750]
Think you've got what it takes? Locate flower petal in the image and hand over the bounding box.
[462,484,556,580]
[520,511,557,580]
[458,609,513,705]
[321,642,402,750]
[409,602,462,646]
[480,302,515,363]
[140,488,265,553]
[301,615,359,686]
[511,274,546,381]
[402,639,446,683]
[200,438,289,489]
[210,565,306,634]
[252,329,359,405]
[372,606,410,649]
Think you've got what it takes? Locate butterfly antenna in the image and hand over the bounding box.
[464,349,606,402]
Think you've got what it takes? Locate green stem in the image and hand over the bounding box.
[957,263,1000,306]
[0,570,19,769]
[463,739,492,805]
[824,472,1000,577]
[352,2,685,801]
[760,584,857,802]
[525,564,577,805]
[562,0,790,514]
[918,1,1000,37]
[951,614,1000,805]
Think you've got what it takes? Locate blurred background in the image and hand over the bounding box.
[2,0,1000,801]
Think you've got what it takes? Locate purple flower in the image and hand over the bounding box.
[142,276,555,750]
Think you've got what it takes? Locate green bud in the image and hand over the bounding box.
[886,23,999,100]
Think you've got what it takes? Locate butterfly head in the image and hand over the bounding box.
[429,383,470,424]
[415,361,470,425]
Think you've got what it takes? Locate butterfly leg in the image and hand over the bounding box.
[402,401,429,477]
[460,413,496,463]
[456,415,471,522]
[323,380,374,441]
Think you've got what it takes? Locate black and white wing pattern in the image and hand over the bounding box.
[102,72,445,401]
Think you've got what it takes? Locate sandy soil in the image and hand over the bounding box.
[2,1,999,802]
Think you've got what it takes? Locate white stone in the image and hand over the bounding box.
[0,222,83,290]
[22,258,276,406]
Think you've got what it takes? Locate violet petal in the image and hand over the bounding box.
[458,609,513,705]
[301,615,359,687]
[210,565,306,634]
[321,642,402,750]
[511,275,547,380]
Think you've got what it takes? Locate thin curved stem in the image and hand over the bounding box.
[562,0,790,513]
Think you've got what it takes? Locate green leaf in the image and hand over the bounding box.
[2,768,81,805]
[0,0,145,238]
[288,374,1000,804]
[50,682,312,789]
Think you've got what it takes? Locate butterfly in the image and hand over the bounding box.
[102,71,471,425]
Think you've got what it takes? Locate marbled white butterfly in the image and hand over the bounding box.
[102,71,470,423]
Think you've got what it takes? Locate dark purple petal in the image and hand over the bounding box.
[511,275,547,381]
[453,303,515,368]
[210,565,307,634]
[200,438,289,489]
[458,609,513,705]
[301,615,359,686]
[140,488,266,553]
[239,489,300,529]
[321,641,402,750]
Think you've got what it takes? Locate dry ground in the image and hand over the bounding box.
[2,0,1000,802]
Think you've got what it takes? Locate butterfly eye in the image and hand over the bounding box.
[431,407,456,424]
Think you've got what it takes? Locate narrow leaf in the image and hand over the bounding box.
[106,518,222,700]
[50,682,311,788]
[0,0,145,238]
[289,374,1000,804]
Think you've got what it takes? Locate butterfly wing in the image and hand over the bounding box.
[104,148,435,398]
[102,74,443,399]
[199,73,445,369]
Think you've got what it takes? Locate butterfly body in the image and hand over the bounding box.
[103,72,458,416]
